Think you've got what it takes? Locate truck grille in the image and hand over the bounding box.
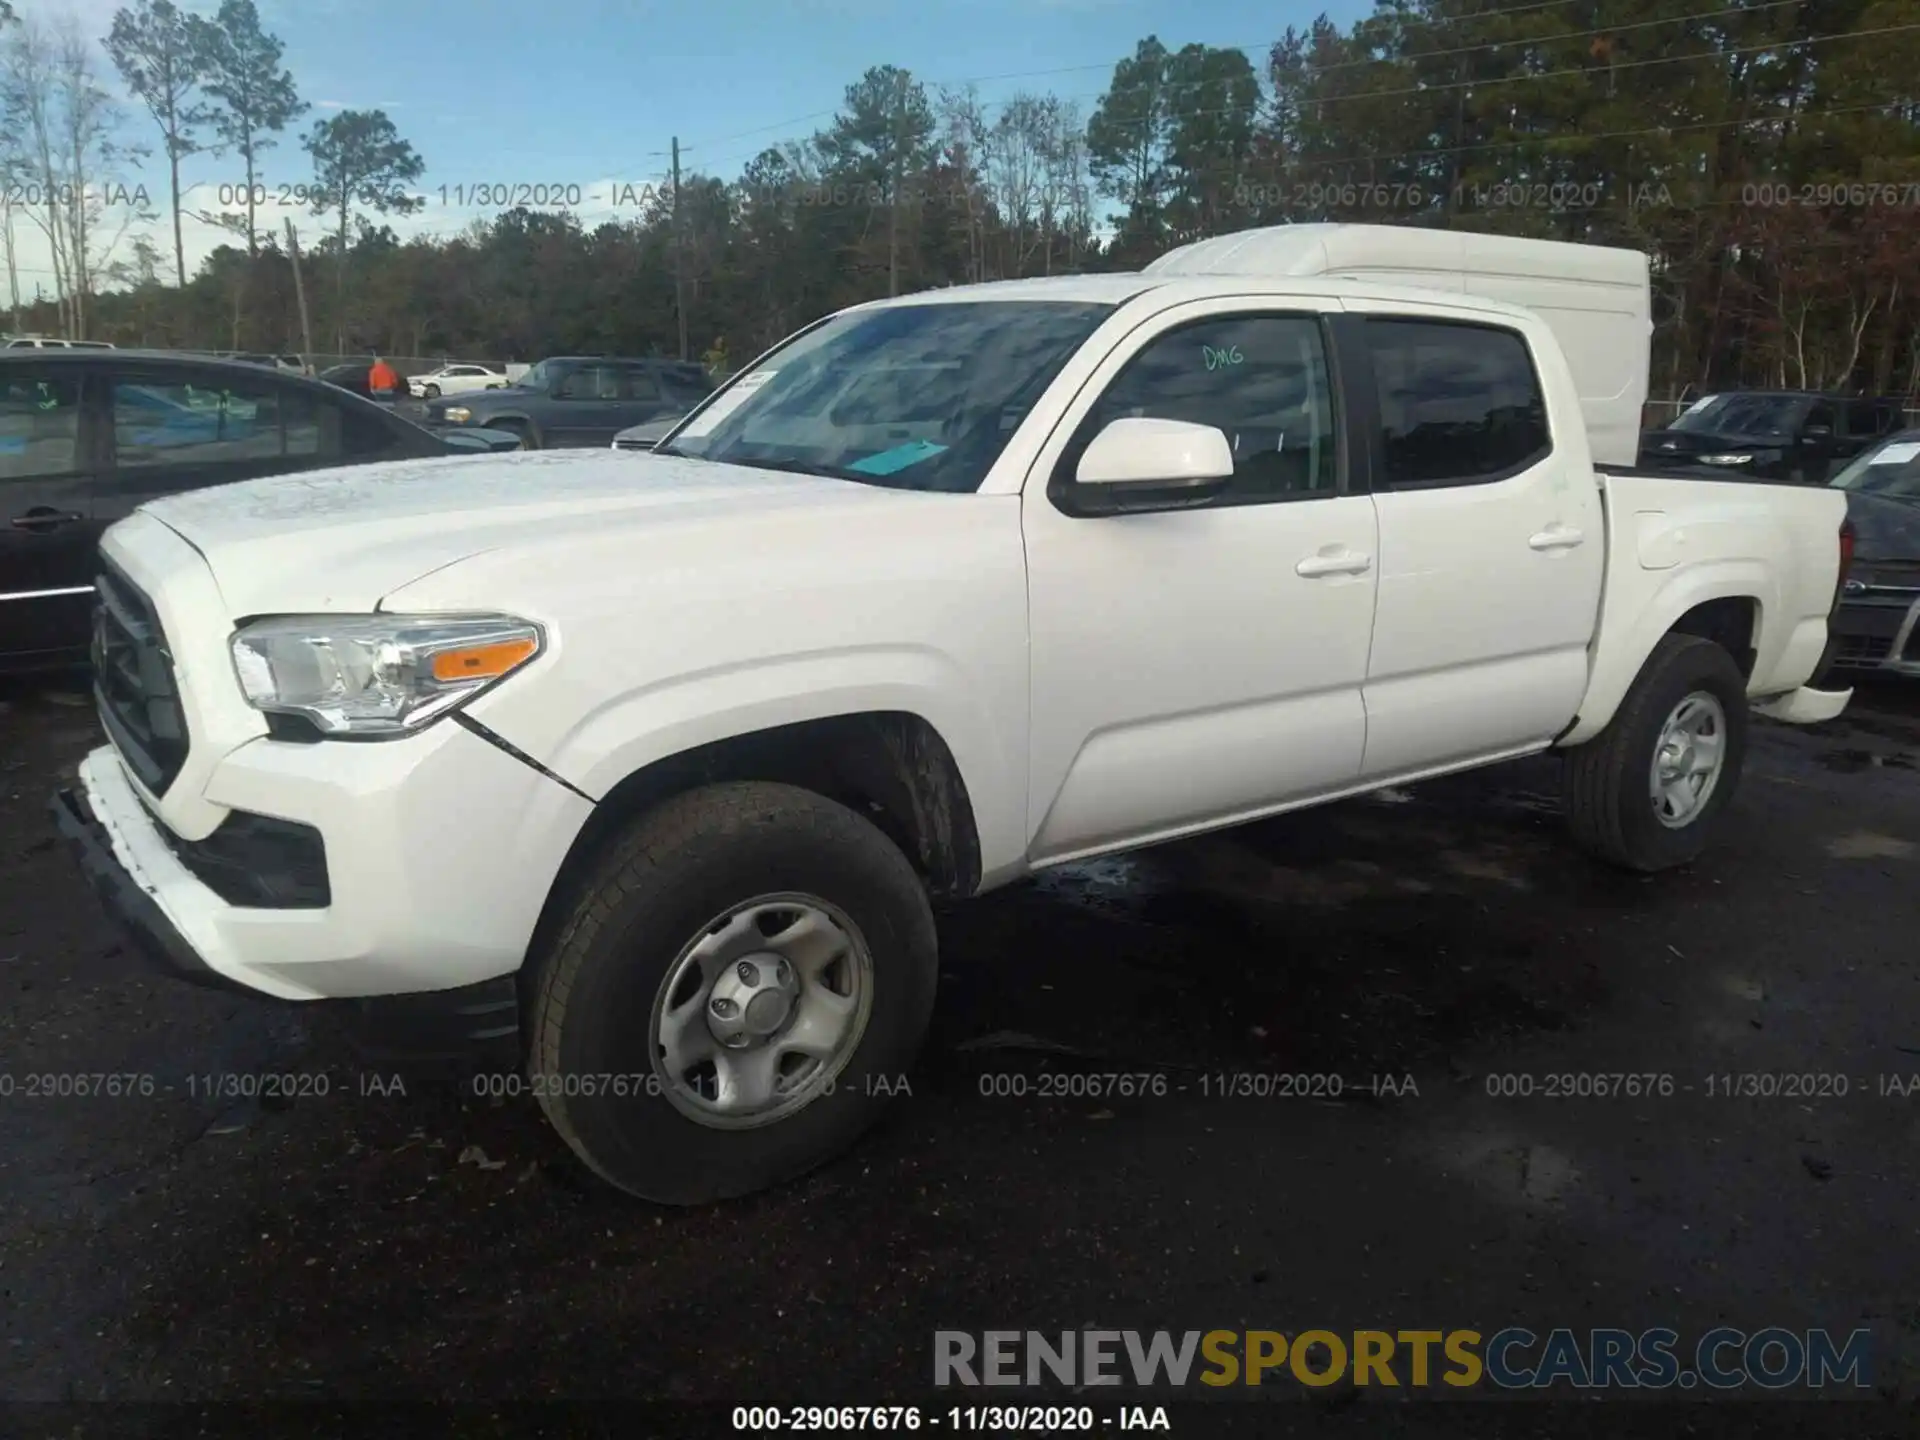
[91,564,189,796]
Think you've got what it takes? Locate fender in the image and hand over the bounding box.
[1560,558,1775,747]
[468,644,1030,886]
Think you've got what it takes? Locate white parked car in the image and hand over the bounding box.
[58,227,1852,1205]
[408,362,507,399]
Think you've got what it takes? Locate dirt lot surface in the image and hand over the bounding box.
[1,673,1916,1436]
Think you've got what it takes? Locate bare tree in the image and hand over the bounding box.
[0,1,22,329]
[2,17,70,333]
[106,0,211,287]
[54,20,144,337]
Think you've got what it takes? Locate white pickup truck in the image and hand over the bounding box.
[57,229,1853,1203]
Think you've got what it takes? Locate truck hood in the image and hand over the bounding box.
[136,449,957,615]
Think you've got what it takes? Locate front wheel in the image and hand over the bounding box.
[525,781,938,1204]
[422,383,440,399]
[486,420,533,449]
[1562,633,1750,872]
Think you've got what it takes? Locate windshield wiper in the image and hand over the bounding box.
[721,455,881,485]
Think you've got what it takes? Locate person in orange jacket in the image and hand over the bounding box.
[367,355,401,401]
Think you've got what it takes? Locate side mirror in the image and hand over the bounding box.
[1067,417,1234,515]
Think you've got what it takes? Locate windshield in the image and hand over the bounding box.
[661,300,1114,493]
[515,361,549,389]
[1830,434,1920,500]
[1669,393,1811,436]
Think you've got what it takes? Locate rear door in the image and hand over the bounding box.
[1341,302,1605,778]
[0,364,98,661]
[615,365,673,430]
[545,364,626,446]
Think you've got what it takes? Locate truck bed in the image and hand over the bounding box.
[1564,468,1849,744]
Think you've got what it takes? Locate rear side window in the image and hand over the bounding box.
[1365,319,1551,486]
[0,371,82,479]
[112,376,327,468]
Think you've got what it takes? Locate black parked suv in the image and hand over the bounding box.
[425,356,712,449]
[0,350,515,671]
[1639,391,1905,483]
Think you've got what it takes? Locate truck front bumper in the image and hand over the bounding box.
[57,722,593,1006]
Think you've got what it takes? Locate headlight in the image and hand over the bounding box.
[230,613,544,736]
[1696,452,1756,465]
[442,406,472,423]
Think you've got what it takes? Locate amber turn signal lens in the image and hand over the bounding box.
[429,637,538,683]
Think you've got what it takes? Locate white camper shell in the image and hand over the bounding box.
[1144,224,1652,467]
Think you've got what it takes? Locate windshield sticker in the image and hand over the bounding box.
[677,370,777,439]
[1203,344,1244,371]
[848,439,949,475]
[1869,441,1920,465]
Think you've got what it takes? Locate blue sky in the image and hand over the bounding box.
[16,0,1373,291]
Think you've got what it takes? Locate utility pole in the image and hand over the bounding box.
[285,218,314,372]
[672,136,689,362]
[888,69,908,297]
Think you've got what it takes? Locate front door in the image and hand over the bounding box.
[0,365,97,662]
[547,364,627,446]
[1022,299,1379,863]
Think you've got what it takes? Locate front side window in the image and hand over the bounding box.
[1068,312,1339,503]
[0,371,82,480]
[557,365,620,400]
[1365,319,1550,486]
[663,300,1113,494]
[619,366,662,402]
[112,375,324,467]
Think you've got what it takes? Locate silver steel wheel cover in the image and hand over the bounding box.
[648,892,874,1130]
[1649,690,1728,829]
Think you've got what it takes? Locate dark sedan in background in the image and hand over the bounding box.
[1826,428,1920,677]
[1639,390,1905,483]
[0,350,514,670]
[425,355,711,449]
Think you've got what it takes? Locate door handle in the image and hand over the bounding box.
[1528,525,1585,551]
[1295,549,1373,578]
[10,507,84,533]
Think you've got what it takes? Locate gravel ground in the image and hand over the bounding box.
[1,672,1917,1437]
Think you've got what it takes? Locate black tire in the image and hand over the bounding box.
[422,383,440,399]
[1562,633,1750,873]
[486,419,533,450]
[526,781,937,1204]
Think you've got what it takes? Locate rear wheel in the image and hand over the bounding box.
[1563,633,1749,872]
[526,781,937,1204]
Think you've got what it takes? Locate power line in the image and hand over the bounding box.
[663,5,1896,179]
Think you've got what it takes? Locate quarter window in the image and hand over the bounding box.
[1072,313,1340,503]
[1364,319,1550,486]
